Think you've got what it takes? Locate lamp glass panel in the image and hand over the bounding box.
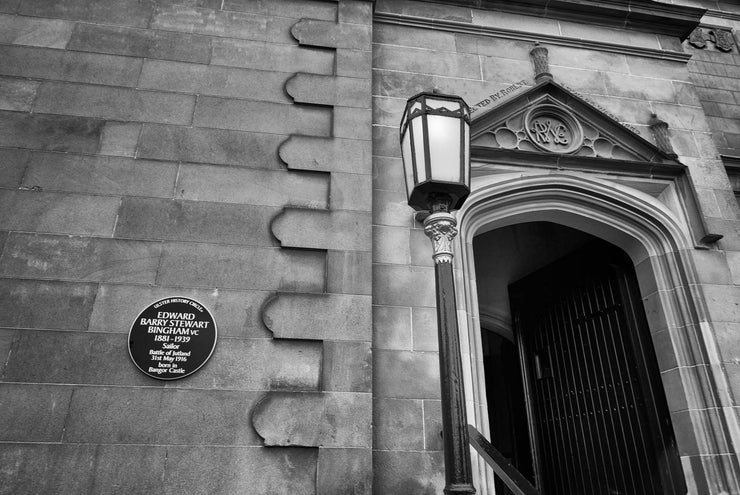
[426,98,461,112]
[411,116,428,184]
[401,130,416,199]
[427,115,462,182]
[463,122,470,186]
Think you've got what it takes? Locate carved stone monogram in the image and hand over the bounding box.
[530,117,570,146]
[689,27,735,52]
[524,105,582,154]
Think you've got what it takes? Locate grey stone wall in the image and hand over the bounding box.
[0,1,373,493]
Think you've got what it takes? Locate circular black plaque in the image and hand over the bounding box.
[128,297,217,380]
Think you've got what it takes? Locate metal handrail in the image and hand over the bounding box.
[467,425,540,495]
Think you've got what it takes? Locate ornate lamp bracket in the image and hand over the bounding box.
[424,211,458,264]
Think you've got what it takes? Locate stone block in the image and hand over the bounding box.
[660,367,690,412]
[253,391,372,447]
[602,72,677,102]
[336,48,373,78]
[318,448,372,495]
[327,250,372,295]
[0,45,141,86]
[163,446,317,495]
[409,228,434,267]
[703,284,740,322]
[65,387,265,445]
[322,341,372,392]
[223,0,336,19]
[0,76,37,111]
[152,4,295,43]
[374,23,456,51]
[688,250,732,285]
[0,13,74,48]
[263,292,372,341]
[423,399,443,450]
[373,398,424,450]
[375,0,472,22]
[0,444,166,495]
[34,82,195,125]
[138,124,284,168]
[0,233,161,284]
[19,0,153,27]
[373,264,436,308]
[372,67,490,100]
[0,0,16,12]
[476,8,560,34]
[651,328,678,372]
[560,20,660,49]
[550,66,608,97]
[286,73,371,108]
[99,121,140,157]
[412,307,439,352]
[193,96,331,135]
[140,60,291,103]
[175,339,322,391]
[0,279,96,330]
[373,156,405,192]
[177,164,329,208]
[373,95,405,128]
[374,44,480,79]
[0,190,118,236]
[0,383,71,441]
[373,125,402,158]
[373,349,440,399]
[338,0,373,24]
[331,172,372,211]
[116,197,280,246]
[22,153,178,198]
[211,38,334,74]
[272,208,371,251]
[373,305,412,350]
[2,330,150,386]
[292,19,371,50]
[280,135,371,174]
[373,225,410,265]
[549,45,629,73]
[651,102,711,132]
[626,56,691,81]
[373,189,414,227]
[672,81,702,106]
[0,111,104,153]
[88,284,272,337]
[373,450,445,495]
[0,148,28,187]
[68,23,210,63]
[157,244,325,292]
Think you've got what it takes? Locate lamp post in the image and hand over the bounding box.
[399,91,475,495]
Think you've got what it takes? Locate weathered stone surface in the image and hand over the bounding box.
[263,293,371,341]
[318,448,372,495]
[373,349,440,399]
[373,398,424,450]
[0,444,165,495]
[138,124,284,168]
[0,111,104,153]
[19,0,154,27]
[375,0,471,22]
[336,48,373,78]
[0,77,38,111]
[279,135,371,174]
[412,307,438,352]
[98,121,139,157]
[222,0,336,19]
[373,264,436,307]
[373,156,405,193]
[163,446,317,495]
[373,450,445,495]
[374,23,456,52]
[0,233,161,284]
[22,153,178,198]
[602,71,676,102]
[423,399,443,450]
[322,341,372,392]
[327,250,372,295]
[67,23,211,63]
[334,107,372,140]
[0,190,118,236]
[0,279,96,330]
[157,244,325,292]
[372,125,402,158]
[116,198,280,246]
[286,73,371,108]
[272,208,371,251]
[559,20,660,49]
[0,13,74,48]
[292,19,371,50]
[152,4,295,43]
[373,225,410,264]
[65,387,264,445]
[89,284,272,337]
[374,43,480,79]
[211,38,334,74]
[193,96,331,136]
[331,172,372,211]
[374,305,412,350]
[177,164,329,208]
[140,60,291,103]
[34,82,195,125]
[0,383,71,441]
[253,391,372,447]
[0,148,28,187]
[0,45,141,86]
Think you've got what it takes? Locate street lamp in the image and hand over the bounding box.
[399,91,475,495]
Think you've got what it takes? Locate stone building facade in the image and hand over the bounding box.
[0,0,738,494]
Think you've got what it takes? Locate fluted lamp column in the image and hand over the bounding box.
[399,91,475,495]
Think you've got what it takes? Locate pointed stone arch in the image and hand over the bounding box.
[454,172,740,494]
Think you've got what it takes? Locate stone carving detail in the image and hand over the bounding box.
[689,27,735,52]
[474,104,640,160]
[424,212,458,264]
[649,114,677,158]
[529,43,552,82]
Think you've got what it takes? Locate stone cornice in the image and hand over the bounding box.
[406,0,705,39]
[375,11,693,62]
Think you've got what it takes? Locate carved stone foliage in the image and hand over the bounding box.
[473,102,640,161]
[689,27,736,52]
